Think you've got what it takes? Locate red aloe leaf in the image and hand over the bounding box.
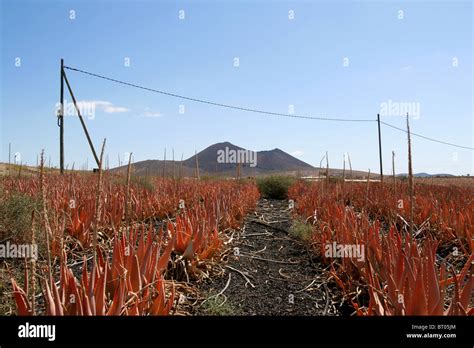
[192,223,204,254]
[182,239,194,260]
[106,278,125,316]
[44,280,57,316]
[149,278,166,315]
[51,279,64,316]
[95,263,108,315]
[157,233,175,272]
[130,254,142,293]
[11,278,30,316]
[67,271,83,315]
[80,284,93,316]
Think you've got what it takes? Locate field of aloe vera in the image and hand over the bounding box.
[1,162,472,316]
[288,180,473,315]
[1,162,259,316]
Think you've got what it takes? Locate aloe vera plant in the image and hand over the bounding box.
[288,180,474,316]
[7,173,259,316]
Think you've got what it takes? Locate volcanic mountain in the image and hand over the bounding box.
[110,141,317,177]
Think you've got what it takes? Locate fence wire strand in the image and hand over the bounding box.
[64,65,474,151]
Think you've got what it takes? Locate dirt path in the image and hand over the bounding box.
[195,198,343,315]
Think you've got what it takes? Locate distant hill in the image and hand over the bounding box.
[111,141,318,177]
[109,141,376,178]
[0,154,463,179]
[183,142,314,174]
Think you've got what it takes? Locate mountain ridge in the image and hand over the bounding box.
[108,141,459,178]
[111,141,316,177]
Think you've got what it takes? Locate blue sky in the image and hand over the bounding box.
[1,0,472,174]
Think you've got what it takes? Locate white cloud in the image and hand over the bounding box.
[291,150,303,157]
[400,65,413,71]
[94,101,129,113]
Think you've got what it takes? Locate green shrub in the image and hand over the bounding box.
[131,176,155,192]
[202,297,239,316]
[289,218,313,242]
[256,176,295,200]
[0,193,41,243]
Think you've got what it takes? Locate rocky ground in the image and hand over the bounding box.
[194,198,344,316]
